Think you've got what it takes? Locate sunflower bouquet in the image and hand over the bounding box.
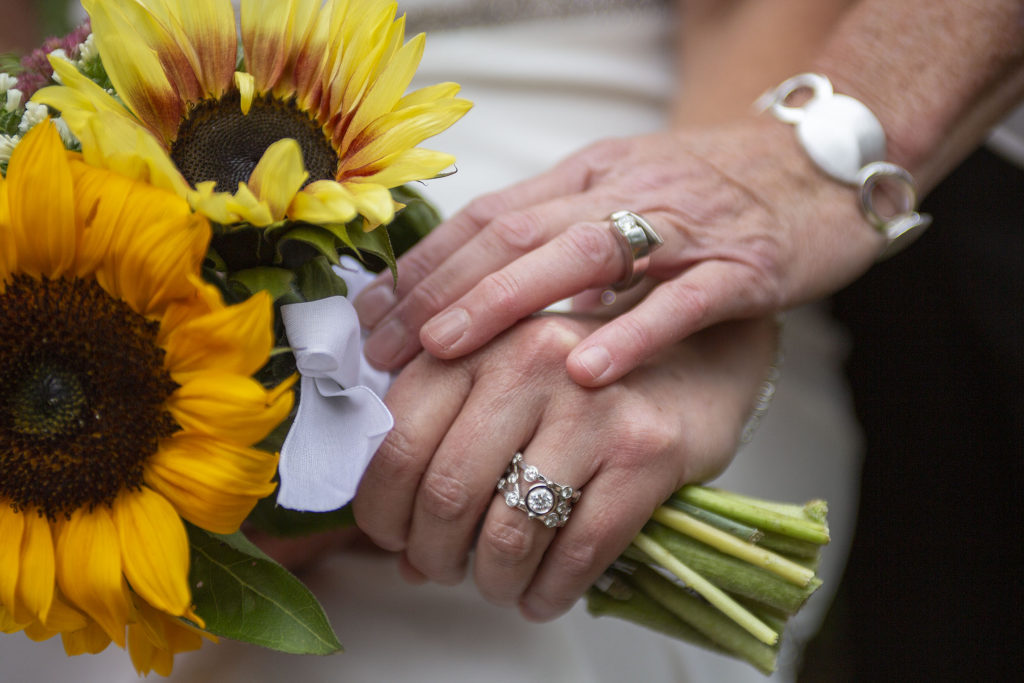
[1,0,830,678]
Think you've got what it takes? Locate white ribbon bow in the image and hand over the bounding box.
[276,262,394,511]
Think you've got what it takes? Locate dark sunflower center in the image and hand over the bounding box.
[0,275,179,518]
[170,91,340,194]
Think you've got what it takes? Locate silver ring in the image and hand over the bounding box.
[608,210,664,291]
[496,452,581,528]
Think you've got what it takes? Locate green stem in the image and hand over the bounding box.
[631,533,778,646]
[643,523,821,614]
[674,486,830,545]
[664,499,763,542]
[651,507,816,587]
[624,566,779,675]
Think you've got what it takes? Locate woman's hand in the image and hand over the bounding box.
[352,313,777,621]
[354,119,879,387]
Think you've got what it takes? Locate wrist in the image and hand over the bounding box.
[756,73,931,258]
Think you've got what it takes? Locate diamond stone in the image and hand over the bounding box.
[544,514,560,528]
[560,486,574,499]
[505,490,520,507]
[523,465,539,482]
[526,485,555,515]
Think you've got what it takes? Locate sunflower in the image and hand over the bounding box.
[33,0,471,230]
[0,122,293,675]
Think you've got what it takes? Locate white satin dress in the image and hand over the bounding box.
[0,2,862,681]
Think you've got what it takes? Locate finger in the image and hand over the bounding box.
[352,355,472,551]
[418,221,630,360]
[566,259,772,386]
[353,153,597,330]
[397,552,429,585]
[517,465,670,622]
[360,196,599,370]
[472,436,596,608]
[402,382,541,585]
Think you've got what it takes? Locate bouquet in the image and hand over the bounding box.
[0,0,829,677]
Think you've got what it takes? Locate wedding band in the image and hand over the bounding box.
[608,210,664,291]
[496,452,581,528]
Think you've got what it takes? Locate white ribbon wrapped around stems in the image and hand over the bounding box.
[276,258,394,512]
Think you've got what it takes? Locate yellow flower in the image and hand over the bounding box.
[0,123,292,675]
[34,0,471,229]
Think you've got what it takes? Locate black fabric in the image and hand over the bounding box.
[802,147,1024,680]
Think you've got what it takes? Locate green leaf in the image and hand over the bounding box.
[321,221,393,278]
[229,267,297,302]
[295,255,349,302]
[186,524,342,655]
[277,226,341,266]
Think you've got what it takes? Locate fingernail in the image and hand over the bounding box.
[574,345,611,381]
[354,283,396,328]
[423,308,470,351]
[364,318,409,368]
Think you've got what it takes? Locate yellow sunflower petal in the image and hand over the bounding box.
[17,512,56,626]
[397,81,463,109]
[163,289,273,378]
[41,591,89,634]
[355,148,456,189]
[83,0,185,144]
[161,0,238,98]
[0,604,21,633]
[242,0,301,93]
[342,99,472,173]
[247,139,309,221]
[290,0,334,110]
[347,182,399,228]
[73,165,210,316]
[341,33,424,155]
[55,505,131,647]
[34,57,134,129]
[188,181,237,225]
[235,71,256,115]
[167,373,295,446]
[112,488,191,618]
[145,434,278,534]
[223,182,275,227]
[7,122,77,279]
[289,180,359,225]
[74,111,193,198]
[0,172,13,283]
[61,620,113,656]
[0,505,25,622]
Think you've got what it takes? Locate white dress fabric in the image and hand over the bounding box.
[0,2,862,681]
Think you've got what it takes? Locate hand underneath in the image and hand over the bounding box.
[352,313,777,621]
[355,119,878,386]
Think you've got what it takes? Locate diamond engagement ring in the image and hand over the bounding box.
[608,210,664,291]
[496,452,581,528]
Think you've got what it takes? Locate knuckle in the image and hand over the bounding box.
[554,539,600,582]
[485,211,546,253]
[662,279,714,328]
[418,469,474,523]
[562,223,616,270]
[479,518,534,568]
[401,277,451,321]
[477,269,524,314]
[370,426,422,483]
[462,191,511,226]
[505,317,583,372]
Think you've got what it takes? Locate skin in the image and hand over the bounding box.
[353,0,1024,390]
[348,0,1024,620]
[352,314,777,619]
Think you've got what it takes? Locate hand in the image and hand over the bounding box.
[352,313,777,621]
[354,119,880,387]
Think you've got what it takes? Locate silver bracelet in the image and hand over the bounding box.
[756,73,932,259]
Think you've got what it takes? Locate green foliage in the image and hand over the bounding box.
[186,524,342,655]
